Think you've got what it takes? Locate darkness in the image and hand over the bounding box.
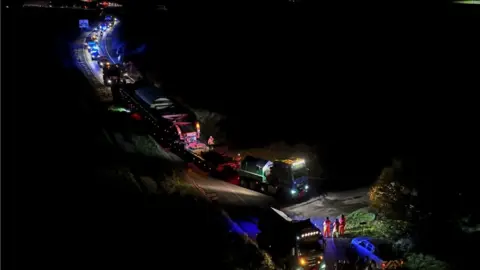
[6,1,480,269]
[117,0,480,184]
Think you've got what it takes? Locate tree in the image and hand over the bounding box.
[369,159,415,220]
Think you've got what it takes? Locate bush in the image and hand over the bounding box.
[345,208,410,240]
[404,253,450,270]
[369,161,419,221]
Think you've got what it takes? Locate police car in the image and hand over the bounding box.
[350,237,404,269]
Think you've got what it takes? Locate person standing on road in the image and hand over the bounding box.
[339,214,346,236]
[333,218,340,238]
[323,217,331,237]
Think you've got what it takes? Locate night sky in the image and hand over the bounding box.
[113,0,480,185]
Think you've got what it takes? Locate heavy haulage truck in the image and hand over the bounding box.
[117,85,310,200]
[238,156,310,199]
[117,86,239,170]
[257,207,326,270]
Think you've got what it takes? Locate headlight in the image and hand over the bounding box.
[107,79,112,83]
[291,189,297,194]
[299,258,307,266]
[305,185,309,189]
[123,73,128,77]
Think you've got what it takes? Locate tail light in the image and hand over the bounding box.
[381,262,386,269]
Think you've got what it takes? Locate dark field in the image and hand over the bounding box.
[117,1,480,184]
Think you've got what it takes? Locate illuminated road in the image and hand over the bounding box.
[187,170,274,208]
[73,18,369,267]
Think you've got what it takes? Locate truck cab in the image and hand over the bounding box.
[238,156,310,199]
[103,64,121,86]
[257,207,325,270]
[97,56,110,67]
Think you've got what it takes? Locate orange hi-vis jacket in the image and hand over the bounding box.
[339,217,346,226]
[323,219,331,231]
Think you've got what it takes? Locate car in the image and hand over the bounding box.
[350,237,404,269]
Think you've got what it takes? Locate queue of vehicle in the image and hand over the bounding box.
[90,15,405,270]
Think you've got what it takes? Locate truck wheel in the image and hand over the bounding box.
[239,179,246,187]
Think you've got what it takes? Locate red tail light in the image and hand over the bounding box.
[131,113,142,120]
[381,263,386,269]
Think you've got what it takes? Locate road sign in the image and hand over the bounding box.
[79,19,89,29]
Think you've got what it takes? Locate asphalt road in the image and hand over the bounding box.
[187,170,274,207]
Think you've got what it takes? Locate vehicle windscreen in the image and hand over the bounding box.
[298,241,323,253]
[292,167,308,179]
[107,68,120,77]
[375,244,399,260]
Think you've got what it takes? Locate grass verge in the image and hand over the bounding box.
[155,171,275,269]
[345,207,409,239]
[345,208,449,270]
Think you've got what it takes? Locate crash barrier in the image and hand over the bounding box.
[72,34,112,102]
[99,25,117,65]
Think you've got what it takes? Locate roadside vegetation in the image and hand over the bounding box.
[95,124,274,269]
[344,157,480,270]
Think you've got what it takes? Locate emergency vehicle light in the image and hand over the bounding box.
[293,159,305,166]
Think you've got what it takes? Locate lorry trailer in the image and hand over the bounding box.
[257,207,325,270]
[117,86,242,172]
[237,156,309,199]
[118,86,201,146]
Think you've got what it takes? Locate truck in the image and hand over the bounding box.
[118,86,200,143]
[257,207,326,270]
[116,86,239,171]
[102,64,122,86]
[97,56,110,67]
[238,156,310,199]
